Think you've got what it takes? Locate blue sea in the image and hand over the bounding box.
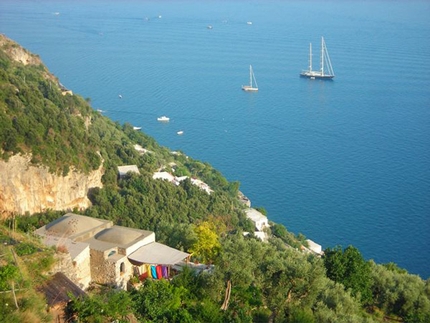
[1,0,429,279]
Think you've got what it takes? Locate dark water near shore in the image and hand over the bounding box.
[1,0,429,278]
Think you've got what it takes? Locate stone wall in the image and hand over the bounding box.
[48,245,91,290]
[112,257,132,290]
[73,246,92,289]
[89,248,134,289]
[90,248,118,286]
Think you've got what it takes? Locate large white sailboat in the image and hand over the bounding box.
[300,37,335,79]
[242,65,258,91]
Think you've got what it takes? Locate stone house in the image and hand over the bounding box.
[35,213,189,290]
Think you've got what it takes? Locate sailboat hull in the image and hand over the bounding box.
[242,85,258,91]
[300,71,334,79]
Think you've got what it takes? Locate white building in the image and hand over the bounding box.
[118,165,140,178]
[35,213,189,290]
[134,144,149,155]
[306,239,323,256]
[152,172,213,194]
[245,208,269,232]
[152,171,176,183]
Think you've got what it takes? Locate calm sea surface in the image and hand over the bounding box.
[1,0,429,278]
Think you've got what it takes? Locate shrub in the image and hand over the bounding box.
[14,242,38,256]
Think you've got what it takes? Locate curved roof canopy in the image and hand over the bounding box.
[128,242,189,265]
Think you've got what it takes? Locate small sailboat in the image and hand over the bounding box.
[242,65,258,91]
[300,36,335,79]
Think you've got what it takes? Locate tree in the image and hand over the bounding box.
[271,223,288,240]
[132,279,191,322]
[313,278,366,323]
[68,290,132,322]
[370,261,430,322]
[261,251,326,320]
[189,221,220,263]
[323,245,373,305]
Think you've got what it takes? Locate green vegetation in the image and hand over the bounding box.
[1,36,429,322]
[0,49,100,174]
[324,245,373,304]
[0,227,54,323]
[189,221,221,263]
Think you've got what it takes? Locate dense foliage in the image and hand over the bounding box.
[324,245,373,304]
[0,45,100,174]
[1,36,429,323]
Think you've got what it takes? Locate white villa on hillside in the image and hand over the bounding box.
[35,213,189,290]
[244,208,269,241]
[152,171,213,194]
[305,239,324,256]
[134,144,149,155]
[245,208,269,231]
[118,165,140,178]
[153,171,176,183]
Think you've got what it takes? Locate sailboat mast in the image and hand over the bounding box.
[249,65,253,87]
[300,36,334,79]
[320,37,325,76]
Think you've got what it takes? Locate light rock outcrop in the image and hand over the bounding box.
[0,155,103,218]
[0,33,42,66]
[0,33,62,88]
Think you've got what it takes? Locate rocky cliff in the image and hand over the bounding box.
[0,154,103,219]
[0,34,105,218]
[0,34,40,66]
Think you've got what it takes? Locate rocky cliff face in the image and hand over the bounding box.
[0,33,60,87]
[0,155,103,219]
[0,33,42,66]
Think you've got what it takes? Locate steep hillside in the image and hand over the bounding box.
[0,34,238,217]
[0,34,103,216]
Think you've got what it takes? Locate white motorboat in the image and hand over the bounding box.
[157,116,170,122]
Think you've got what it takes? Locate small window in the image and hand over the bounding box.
[108,250,116,257]
[120,262,125,274]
